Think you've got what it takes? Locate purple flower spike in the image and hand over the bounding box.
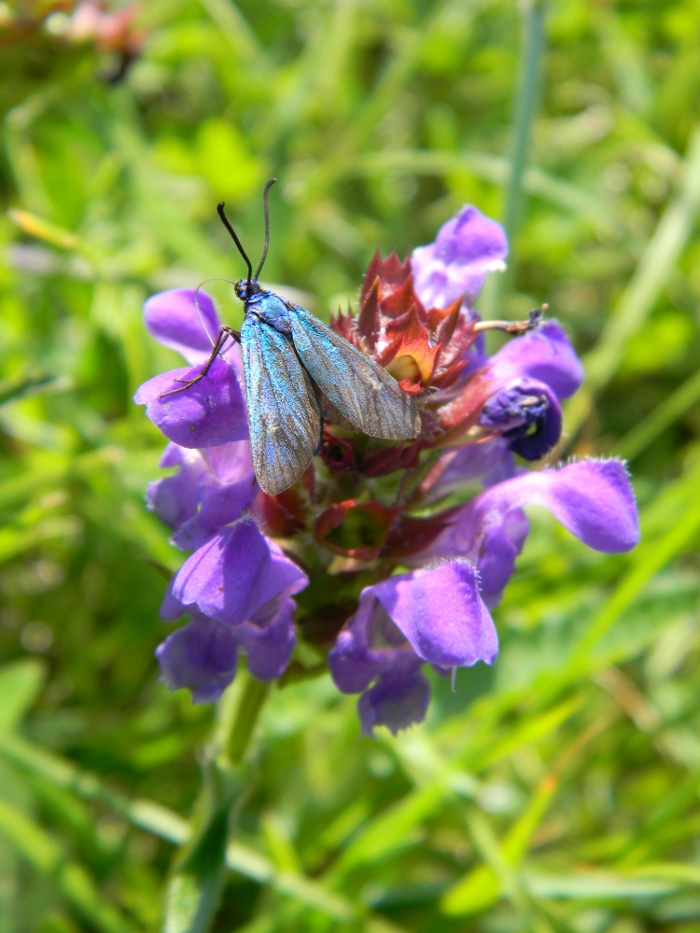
[138,201,639,733]
[156,614,238,703]
[171,520,308,627]
[480,378,562,461]
[145,289,221,364]
[412,206,508,309]
[134,359,248,449]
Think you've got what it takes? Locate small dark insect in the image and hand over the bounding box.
[163,180,420,495]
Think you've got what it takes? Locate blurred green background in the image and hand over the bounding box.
[1,1,699,930]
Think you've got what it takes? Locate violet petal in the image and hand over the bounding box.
[423,459,640,605]
[488,321,583,400]
[479,378,562,461]
[235,595,297,681]
[424,439,516,503]
[172,520,308,627]
[358,664,431,737]
[146,445,208,531]
[412,206,508,309]
[202,439,254,485]
[156,614,238,703]
[172,479,258,550]
[330,561,498,704]
[145,289,221,364]
[134,358,248,449]
[329,598,411,694]
[370,562,499,667]
[159,576,188,621]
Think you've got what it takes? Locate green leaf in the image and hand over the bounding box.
[0,797,134,933]
[163,756,254,933]
[0,660,46,733]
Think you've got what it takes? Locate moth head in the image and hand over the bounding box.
[235,278,262,302]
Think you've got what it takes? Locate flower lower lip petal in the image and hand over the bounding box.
[135,358,248,449]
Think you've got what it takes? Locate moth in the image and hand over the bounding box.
[164,180,420,495]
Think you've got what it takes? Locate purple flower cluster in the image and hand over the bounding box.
[136,206,639,734]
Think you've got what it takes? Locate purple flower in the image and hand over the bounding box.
[487,320,584,401]
[469,318,584,462]
[146,440,256,549]
[418,459,639,607]
[329,461,638,733]
[411,205,508,309]
[165,520,307,628]
[479,378,562,461]
[145,288,221,364]
[146,444,210,533]
[411,203,583,472]
[330,561,497,734]
[157,594,298,701]
[134,289,248,449]
[156,614,239,703]
[154,500,307,698]
[138,205,639,736]
[134,361,248,449]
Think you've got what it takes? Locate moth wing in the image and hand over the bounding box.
[288,305,420,440]
[241,316,322,496]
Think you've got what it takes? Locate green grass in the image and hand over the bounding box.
[1,1,700,930]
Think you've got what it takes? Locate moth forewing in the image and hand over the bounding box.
[241,316,322,496]
[288,305,420,441]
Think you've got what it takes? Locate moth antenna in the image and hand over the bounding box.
[217,202,253,286]
[254,178,277,280]
[194,276,238,347]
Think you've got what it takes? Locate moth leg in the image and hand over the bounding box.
[159,325,241,398]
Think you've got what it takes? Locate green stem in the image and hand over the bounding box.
[503,0,546,249]
[483,0,546,318]
[215,670,271,768]
[163,670,271,933]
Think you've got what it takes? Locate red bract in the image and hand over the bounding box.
[332,252,496,446]
[334,252,481,393]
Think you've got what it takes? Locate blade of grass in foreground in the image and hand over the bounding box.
[566,126,700,438]
[0,797,135,933]
[0,730,406,933]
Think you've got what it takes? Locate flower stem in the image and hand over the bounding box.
[215,669,271,768]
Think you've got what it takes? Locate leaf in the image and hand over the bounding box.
[0,797,134,933]
[0,373,71,407]
[8,209,79,251]
[0,660,46,733]
[163,764,245,933]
